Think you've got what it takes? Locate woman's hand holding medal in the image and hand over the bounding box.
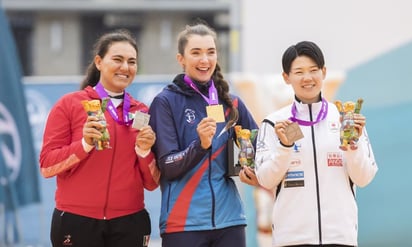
[197,117,217,150]
[275,120,304,147]
[135,126,156,152]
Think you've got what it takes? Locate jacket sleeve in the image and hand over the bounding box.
[149,96,209,181]
[344,128,378,187]
[39,98,89,178]
[254,119,292,190]
[137,152,160,190]
[235,96,259,130]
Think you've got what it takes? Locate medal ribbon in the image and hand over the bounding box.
[184,75,219,105]
[95,82,132,126]
[289,98,328,126]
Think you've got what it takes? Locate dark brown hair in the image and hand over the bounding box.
[80,29,138,89]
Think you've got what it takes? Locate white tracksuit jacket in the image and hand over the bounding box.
[255,99,378,247]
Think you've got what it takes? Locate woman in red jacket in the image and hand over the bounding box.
[39,29,160,247]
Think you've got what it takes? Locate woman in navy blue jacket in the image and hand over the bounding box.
[149,22,258,247]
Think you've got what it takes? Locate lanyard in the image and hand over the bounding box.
[95,82,132,126]
[289,98,328,126]
[183,75,219,105]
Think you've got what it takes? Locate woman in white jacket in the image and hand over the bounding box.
[255,41,378,247]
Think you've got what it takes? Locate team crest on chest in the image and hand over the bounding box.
[185,108,196,124]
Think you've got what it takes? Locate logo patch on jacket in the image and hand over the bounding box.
[165,151,186,164]
[289,159,301,167]
[184,108,196,124]
[284,171,304,188]
[327,152,343,166]
[293,143,301,152]
[329,121,340,132]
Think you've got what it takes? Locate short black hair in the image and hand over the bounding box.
[282,41,325,74]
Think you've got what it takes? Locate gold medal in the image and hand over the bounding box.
[206,104,225,122]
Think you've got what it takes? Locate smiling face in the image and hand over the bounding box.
[177,34,217,83]
[94,41,137,93]
[282,55,326,104]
